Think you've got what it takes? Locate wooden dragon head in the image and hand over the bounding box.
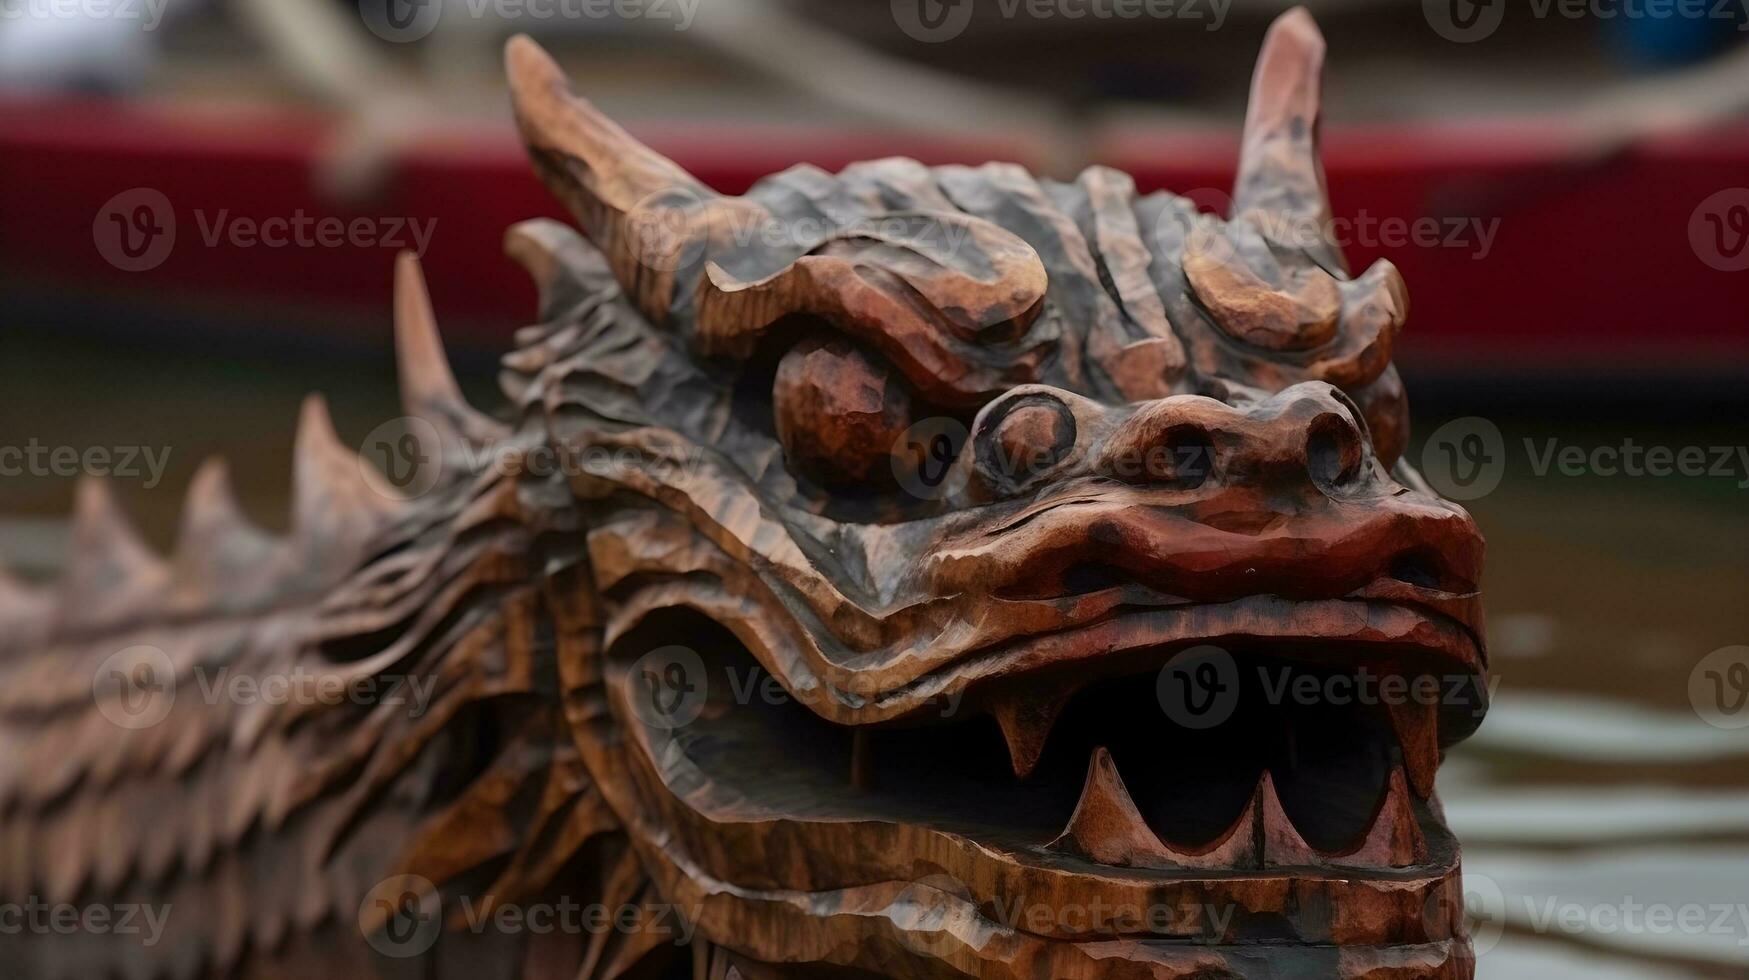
[0,8,1487,979]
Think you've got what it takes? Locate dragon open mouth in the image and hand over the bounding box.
[623,601,1483,891]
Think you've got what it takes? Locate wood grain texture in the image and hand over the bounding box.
[0,7,1487,978]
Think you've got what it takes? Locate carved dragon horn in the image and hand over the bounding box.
[506,34,726,324]
[505,35,1050,407]
[1186,8,1408,370]
[1231,6,1341,273]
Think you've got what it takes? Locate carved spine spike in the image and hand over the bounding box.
[395,251,465,416]
[171,457,280,597]
[69,476,160,572]
[1233,6,1341,272]
[292,395,400,564]
[58,476,169,620]
[177,458,252,543]
[394,251,505,448]
[0,561,48,625]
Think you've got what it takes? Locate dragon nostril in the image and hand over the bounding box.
[1161,426,1214,489]
[1060,562,1127,596]
[1389,552,1444,591]
[1306,413,1362,492]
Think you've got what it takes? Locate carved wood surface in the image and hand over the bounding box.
[0,8,1487,978]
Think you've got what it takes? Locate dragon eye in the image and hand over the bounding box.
[973,392,1077,497]
[772,338,913,487]
[988,399,1075,479]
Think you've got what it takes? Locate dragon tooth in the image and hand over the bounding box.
[1258,770,1319,868]
[1385,695,1440,798]
[988,688,1070,780]
[1257,767,1426,870]
[1051,748,1264,870]
[1341,768,1427,868]
[1050,747,1173,867]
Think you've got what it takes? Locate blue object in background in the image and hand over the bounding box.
[1604,1,1748,68]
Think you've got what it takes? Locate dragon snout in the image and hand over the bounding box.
[1099,381,1371,496]
[940,382,1484,610]
[964,382,1378,502]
